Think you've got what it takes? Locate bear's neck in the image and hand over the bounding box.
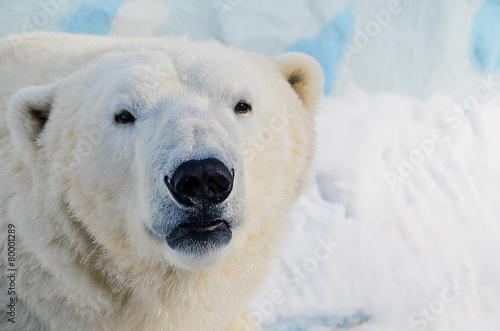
[40,207,246,330]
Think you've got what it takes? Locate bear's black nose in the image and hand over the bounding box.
[165,158,234,207]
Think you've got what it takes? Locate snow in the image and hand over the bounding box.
[256,90,500,330]
[1,0,500,330]
[335,0,485,99]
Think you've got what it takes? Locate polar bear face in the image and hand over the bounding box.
[7,43,323,271]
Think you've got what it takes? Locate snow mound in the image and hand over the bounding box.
[254,89,500,330]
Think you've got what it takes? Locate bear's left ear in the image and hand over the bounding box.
[6,84,54,159]
[272,52,324,112]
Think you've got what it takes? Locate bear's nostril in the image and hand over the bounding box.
[179,178,200,197]
[205,173,230,198]
[166,158,234,207]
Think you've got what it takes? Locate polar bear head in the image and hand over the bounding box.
[6,41,323,272]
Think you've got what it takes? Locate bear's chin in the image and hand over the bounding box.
[166,241,233,271]
[164,220,233,270]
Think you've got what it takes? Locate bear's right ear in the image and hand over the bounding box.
[6,84,54,158]
[272,52,324,113]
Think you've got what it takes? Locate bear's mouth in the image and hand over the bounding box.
[165,220,232,254]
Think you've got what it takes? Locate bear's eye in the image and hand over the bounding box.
[115,110,136,125]
[234,101,252,114]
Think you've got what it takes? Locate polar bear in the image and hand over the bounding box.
[0,32,323,331]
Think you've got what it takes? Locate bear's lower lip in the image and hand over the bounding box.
[165,220,232,254]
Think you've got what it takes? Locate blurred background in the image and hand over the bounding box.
[2,1,500,330]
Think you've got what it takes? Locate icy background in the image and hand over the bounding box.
[2,0,500,330]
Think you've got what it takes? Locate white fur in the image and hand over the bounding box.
[0,32,323,331]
